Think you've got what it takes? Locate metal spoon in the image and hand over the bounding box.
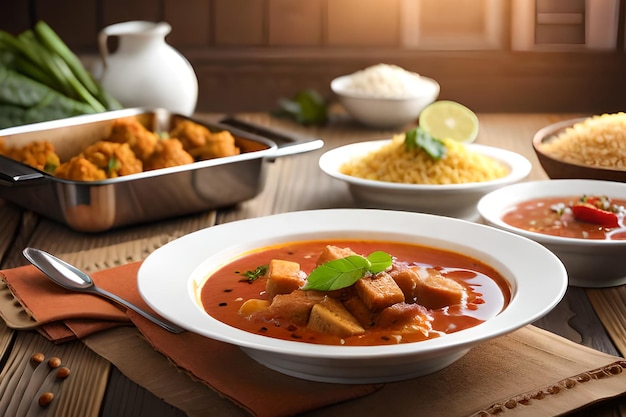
[22,247,185,334]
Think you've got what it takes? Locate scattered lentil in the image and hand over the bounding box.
[47,357,62,369]
[57,367,71,379]
[31,352,45,364]
[38,392,54,407]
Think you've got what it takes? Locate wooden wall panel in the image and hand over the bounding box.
[327,0,401,46]
[101,0,163,27]
[35,0,99,50]
[164,0,211,46]
[0,1,31,35]
[189,50,626,114]
[268,0,324,45]
[214,0,265,45]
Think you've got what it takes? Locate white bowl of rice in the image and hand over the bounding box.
[331,64,440,129]
[319,136,532,221]
[533,113,626,182]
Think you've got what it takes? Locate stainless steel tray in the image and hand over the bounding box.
[0,108,323,232]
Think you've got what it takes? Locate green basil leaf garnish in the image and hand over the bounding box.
[404,126,446,160]
[302,252,392,291]
[367,251,393,274]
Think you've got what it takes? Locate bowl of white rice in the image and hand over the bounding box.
[331,64,439,129]
[533,113,626,182]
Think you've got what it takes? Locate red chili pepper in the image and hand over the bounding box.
[571,202,620,228]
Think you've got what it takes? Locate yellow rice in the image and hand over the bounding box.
[339,135,508,185]
[539,113,626,170]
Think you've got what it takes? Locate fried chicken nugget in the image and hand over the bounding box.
[3,141,60,174]
[188,130,240,160]
[81,141,142,178]
[169,119,209,151]
[169,120,240,160]
[143,138,194,171]
[106,117,158,161]
[55,156,107,181]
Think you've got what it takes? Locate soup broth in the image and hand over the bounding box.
[501,196,626,240]
[200,240,511,346]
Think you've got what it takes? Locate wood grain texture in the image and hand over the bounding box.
[0,331,110,417]
[587,286,626,357]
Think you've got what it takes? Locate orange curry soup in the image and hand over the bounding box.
[200,240,511,346]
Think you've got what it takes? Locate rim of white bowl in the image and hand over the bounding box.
[330,75,440,101]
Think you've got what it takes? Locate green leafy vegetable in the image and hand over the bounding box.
[302,251,392,291]
[0,21,121,129]
[238,265,268,282]
[275,89,328,126]
[0,67,98,128]
[404,126,446,160]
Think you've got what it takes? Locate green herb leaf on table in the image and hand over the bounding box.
[302,252,392,291]
[275,89,328,126]
[404,126,446,160]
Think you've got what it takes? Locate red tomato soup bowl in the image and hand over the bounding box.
[137,209,566,384]
[478,180,626,288]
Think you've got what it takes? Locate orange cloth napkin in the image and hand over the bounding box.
[0,263,381,417]
[1,264,133,342]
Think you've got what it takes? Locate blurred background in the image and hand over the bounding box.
[3,0,626,114]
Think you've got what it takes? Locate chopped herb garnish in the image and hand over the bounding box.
[107,156,121,174]
[43,161,58,174]
[404,126,446,160]
[302,251,392,291]
[238,264,268,282]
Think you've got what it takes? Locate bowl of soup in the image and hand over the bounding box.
[137,209,566,383]
[319,136,531,221]
[478,179,626,288]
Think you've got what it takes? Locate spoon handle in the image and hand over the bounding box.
[92,286,185,334]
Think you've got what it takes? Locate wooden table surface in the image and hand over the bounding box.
[0,112,624,417]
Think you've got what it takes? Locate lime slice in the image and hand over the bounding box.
[419,100,479,143]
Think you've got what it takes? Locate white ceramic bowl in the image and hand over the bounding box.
[478,179,626,287]
[319,140,532,221]
[138,209,566,384]
[330,74,439,128]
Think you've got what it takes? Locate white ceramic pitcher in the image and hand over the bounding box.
[97,21,198,115]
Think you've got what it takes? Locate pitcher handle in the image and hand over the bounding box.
[98,28,111,69]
